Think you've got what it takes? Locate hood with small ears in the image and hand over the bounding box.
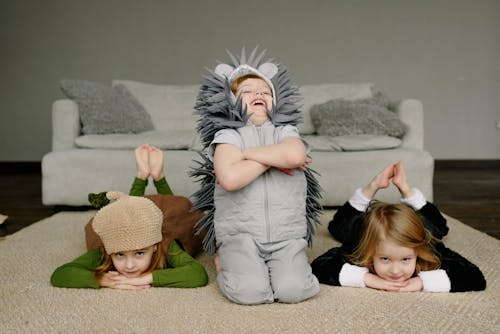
[194,46,303,150]
[215,63,278,105]
[190,46,322,254]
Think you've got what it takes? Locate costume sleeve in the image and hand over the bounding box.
[207,129,242,160]
[311,247,354,286]
[152,240,208,288]
[327,202,364,252]
[277,125,300,141]
[435,244,486,292]
[129,177,148,196]
[277,125,310,153]
[153,177,173,195]
[50,248,103,288]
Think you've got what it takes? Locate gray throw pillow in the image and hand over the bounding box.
[310,97,407,138]
[60,79,154,135]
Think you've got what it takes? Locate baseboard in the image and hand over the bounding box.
[0,161,41,173]
[1,160,499,173]
[434,159,500,170]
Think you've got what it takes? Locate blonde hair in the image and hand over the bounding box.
[231,74,268,95]
[95,242,166,278]
[349,201,440,274]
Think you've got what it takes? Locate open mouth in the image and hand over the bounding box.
[251,99,266,106]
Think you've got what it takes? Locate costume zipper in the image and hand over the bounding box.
[256,126,270,242]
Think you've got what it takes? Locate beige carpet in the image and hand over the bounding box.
[0,210,498,333]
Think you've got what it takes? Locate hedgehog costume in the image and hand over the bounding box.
[190,47,322,304]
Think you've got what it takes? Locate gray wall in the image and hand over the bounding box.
[1,0,499,161]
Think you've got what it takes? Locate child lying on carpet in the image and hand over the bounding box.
[311,161,486,292]
[51,145,208,289]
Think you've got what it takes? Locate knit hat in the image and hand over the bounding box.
[92,191,163,254]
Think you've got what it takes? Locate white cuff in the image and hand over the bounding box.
[348,188,371,212]
[339,263,369,288]
[418,269,451,292]
[400,188,427,210]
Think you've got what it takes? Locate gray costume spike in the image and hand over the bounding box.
[190,47,322,254]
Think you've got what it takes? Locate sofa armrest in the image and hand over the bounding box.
[52,99,80,151]
[396,99,424,149]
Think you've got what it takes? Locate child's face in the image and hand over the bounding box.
[236,77,273,125]
[110,245,156,278]
[372,237,417,282]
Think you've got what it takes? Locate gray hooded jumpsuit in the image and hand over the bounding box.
[209,120,320,305]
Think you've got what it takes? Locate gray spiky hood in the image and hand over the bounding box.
[215,62,278,105]
[190,47,322,254]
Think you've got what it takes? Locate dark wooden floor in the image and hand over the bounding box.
[0,160,499,239]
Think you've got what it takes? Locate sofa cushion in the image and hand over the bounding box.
[75,130,195,150]
[302,135,342,152]
[112,80,199,133]
[302,135,401,152]
[60,79,154,135]
[298,83,373,135]
[332,135,402,151]
[310,98,407,138]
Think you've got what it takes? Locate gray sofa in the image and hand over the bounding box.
[42,80,434,207]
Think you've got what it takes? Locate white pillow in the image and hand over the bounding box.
[298,83,373,135]
[75,130,195,150]
[112,80,199,132]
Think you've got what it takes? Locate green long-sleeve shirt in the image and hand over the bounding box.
[52,176,207,288]
[50,240,208,288]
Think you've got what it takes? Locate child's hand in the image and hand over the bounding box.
[100,271,153,290]
[275,167,294,176]
[274,158,312,175]
[397,277,423,292]
[392,161,414,198]
[298,157,312,172]
[99,271,121,288]
[109,283,151,290]
[364,273,408,291]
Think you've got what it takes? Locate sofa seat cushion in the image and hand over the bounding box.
[302,135,342,151]
[75,130,195,150]
[303,134,401,152]
[331,134,402,151]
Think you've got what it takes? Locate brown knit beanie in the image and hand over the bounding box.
[92,191,163,254]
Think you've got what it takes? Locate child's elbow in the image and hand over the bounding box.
[189,264,209,288]
[50,272,61,287]
[217,174,242,192]
[196,271,209,287]
[50,269,69,288]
